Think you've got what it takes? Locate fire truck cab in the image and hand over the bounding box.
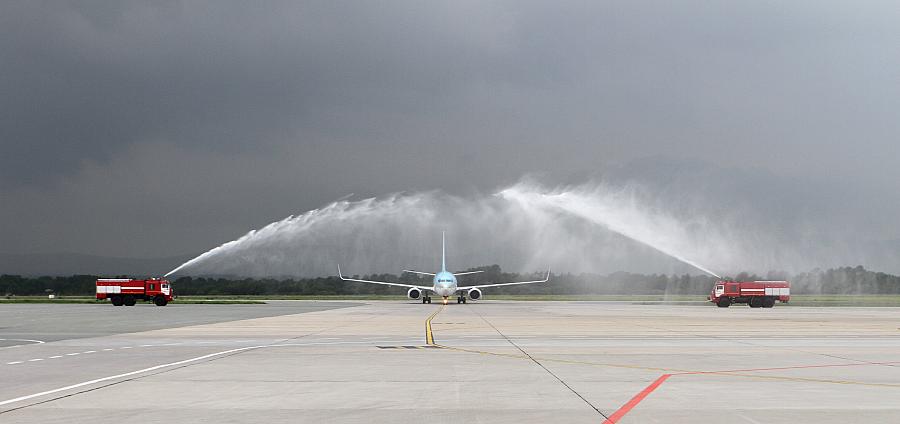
[709,280,790,308]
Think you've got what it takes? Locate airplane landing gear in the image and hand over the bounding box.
[422,296,432,304]
[457,296,467,304]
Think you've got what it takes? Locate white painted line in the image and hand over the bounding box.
[0,339,416,407]
[27,359,43,362]
[49,355,63,359]
[0,339,46,349]
[120,347,132,349]
[0,346,263,407]
[0,338,45,344]
[6,361,23,365]
[65,353,80,356]
[82,351,97,354]
[140,345,154,347]
[102,349,114,351]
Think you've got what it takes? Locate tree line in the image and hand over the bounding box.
[2,265,900,297]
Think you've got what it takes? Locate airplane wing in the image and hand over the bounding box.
[338,265,430,290]
[453,270,484,276]
[457,268,551,289]
[402,269,436,276]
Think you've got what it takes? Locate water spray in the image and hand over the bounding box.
[166,181,740,279]
[496,186,723,279]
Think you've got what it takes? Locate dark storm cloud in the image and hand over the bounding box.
[1,1,899,263]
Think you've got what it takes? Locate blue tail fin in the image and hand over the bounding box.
[441,231,446,272]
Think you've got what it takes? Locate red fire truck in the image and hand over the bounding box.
[96,278,174,306]
[709,280,790,308]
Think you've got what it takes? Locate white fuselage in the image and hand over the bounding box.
[432,271,458,297]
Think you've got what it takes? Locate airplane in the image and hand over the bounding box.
[337,232,550,304]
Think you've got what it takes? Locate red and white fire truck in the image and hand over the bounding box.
[96,278,174,306]
[709,280,790,308]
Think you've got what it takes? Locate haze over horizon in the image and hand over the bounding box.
[2,2,899,275]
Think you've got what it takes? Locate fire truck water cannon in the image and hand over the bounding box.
[96,278,174,306]
[709,280,790,308]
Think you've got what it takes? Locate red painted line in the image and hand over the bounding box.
[600,360,900,422]
[603,374,670,423]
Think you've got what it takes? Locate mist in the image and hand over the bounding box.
[166,178,884,279]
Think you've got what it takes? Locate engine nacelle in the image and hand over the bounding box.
[407,288,421,300]
[467,288,482,301]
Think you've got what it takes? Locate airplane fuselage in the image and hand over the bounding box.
[432,271,458,297]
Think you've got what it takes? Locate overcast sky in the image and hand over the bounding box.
[2,1,899,263]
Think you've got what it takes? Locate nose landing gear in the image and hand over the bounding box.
[456,296,467,304]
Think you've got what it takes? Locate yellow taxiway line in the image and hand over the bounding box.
[424,304,444,345]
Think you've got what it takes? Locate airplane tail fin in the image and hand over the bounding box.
[441,231,446,272]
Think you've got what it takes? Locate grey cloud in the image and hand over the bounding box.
[1,1,899,268]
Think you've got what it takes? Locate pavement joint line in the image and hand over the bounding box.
[465,305,610,420]
[680,360,900,376]
[423,307,900,423]
[621,319,898,370]
[0,345,268,410]
[7,303,897,418]
[596,348,900,423]
[603,374,671,424]
[430,343,692,374]
[0,339,419,411]
[697,371,900,388]
[603,365,900,423]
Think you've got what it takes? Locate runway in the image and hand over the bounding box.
[2,301,899,423]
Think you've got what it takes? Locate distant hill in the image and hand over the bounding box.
[0,252,196,277]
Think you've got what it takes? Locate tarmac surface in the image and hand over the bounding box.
[2,301,899,423]
[0,302,359,343]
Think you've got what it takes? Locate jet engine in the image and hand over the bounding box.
[407,288,421,300]
[467,288,482,301]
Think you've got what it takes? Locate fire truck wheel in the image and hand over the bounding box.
[763,297,775,308]
[123,295,136,306]
[716,298,730,308]
[154,296,168,306]
[749,298,761,308]
[111,295,124,306]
